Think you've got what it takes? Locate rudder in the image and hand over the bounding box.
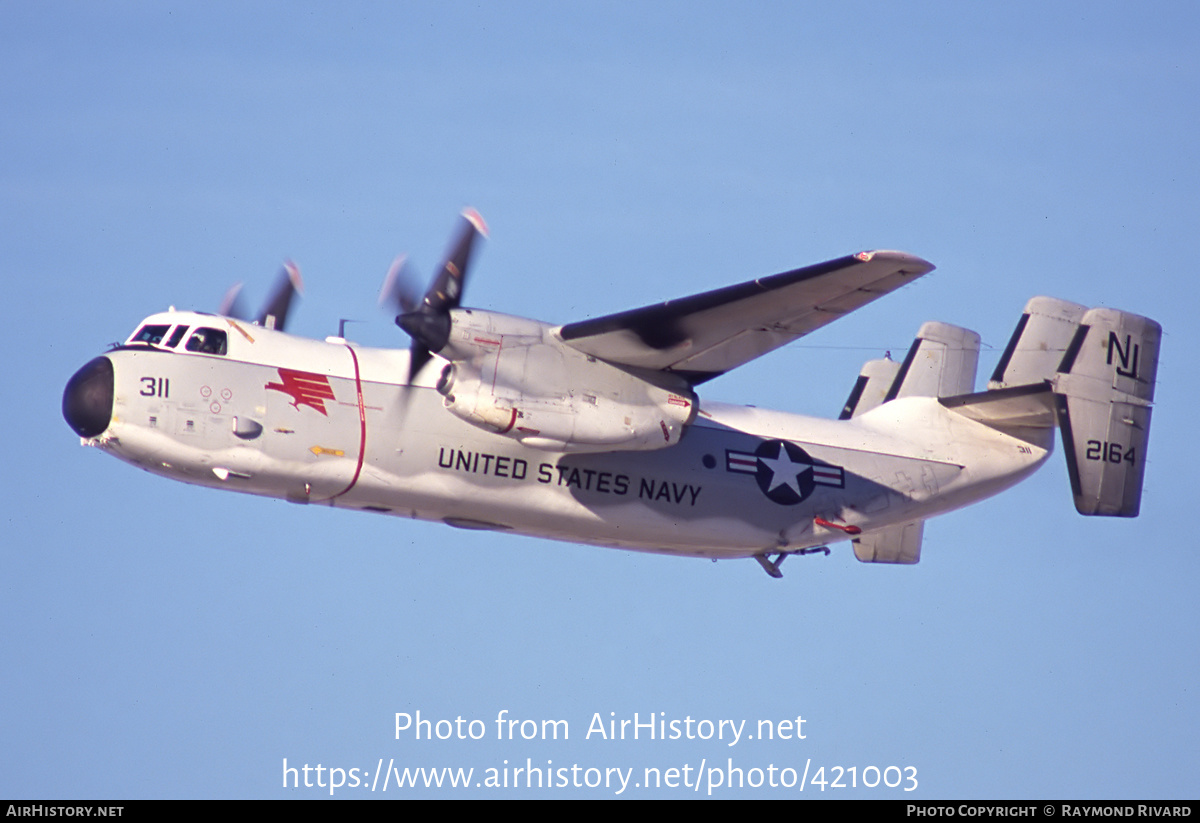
[1052,308,1161,517]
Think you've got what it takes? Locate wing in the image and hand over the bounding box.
[556,250,934,384]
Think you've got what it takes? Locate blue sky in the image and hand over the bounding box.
[3,1,1197,798]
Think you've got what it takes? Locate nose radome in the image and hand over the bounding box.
[63,356,114,438]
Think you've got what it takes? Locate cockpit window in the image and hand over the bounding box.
[166,325,190,348]
[184,327,228,355]
[131,324,171,345]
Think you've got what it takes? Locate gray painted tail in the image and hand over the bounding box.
[986,297,1161,516]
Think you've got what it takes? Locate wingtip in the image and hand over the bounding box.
[857,250,935,274]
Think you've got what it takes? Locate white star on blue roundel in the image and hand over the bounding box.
[754,439,816,505]
[724,439,846,506]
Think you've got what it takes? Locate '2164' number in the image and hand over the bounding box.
[1086,440,1135,464]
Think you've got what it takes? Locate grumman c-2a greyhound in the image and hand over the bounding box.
[63,211,1161,577]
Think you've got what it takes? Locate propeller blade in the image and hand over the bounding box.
[392,209,488,380]
[423,207,488,313]
[378,255,429,386]
[378,254,421,314]
[408,343,434,383]
[391,207,489,391]
[257,260,304,331]
[218,282,248,320]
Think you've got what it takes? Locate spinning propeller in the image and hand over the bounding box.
[379,208,489,384]
[219,260,305,331]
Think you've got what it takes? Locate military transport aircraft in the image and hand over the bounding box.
[63,211,1161,577]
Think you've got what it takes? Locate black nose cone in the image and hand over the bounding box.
[63,356,114,438]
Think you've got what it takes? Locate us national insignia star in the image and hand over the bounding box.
[725,439,845,505]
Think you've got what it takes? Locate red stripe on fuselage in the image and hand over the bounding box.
[328,346,367,501]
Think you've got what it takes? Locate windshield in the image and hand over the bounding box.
[130,324,171,345]
[184,327,228,355]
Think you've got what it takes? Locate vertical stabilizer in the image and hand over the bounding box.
[884,321,980,400]
[1052,308,1161,517]
[853,520,924,564]
[988,297,1087,389]
[839,358,901,419]
[944,297,1160,518]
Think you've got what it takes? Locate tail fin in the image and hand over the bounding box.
[1052,307,1161,516]
[948,297,1161,517]
[839,358,901,419]
[853,520,924,564]
[842,322,981,420]
[885,321,981,400]
[988,296,1087,389]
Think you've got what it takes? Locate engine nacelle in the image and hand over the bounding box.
[435,310,697,453]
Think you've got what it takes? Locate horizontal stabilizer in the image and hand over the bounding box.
[940,383,1057,430]
[839,358,901,419]
[853,520,924,564]
[884,322,980,400]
